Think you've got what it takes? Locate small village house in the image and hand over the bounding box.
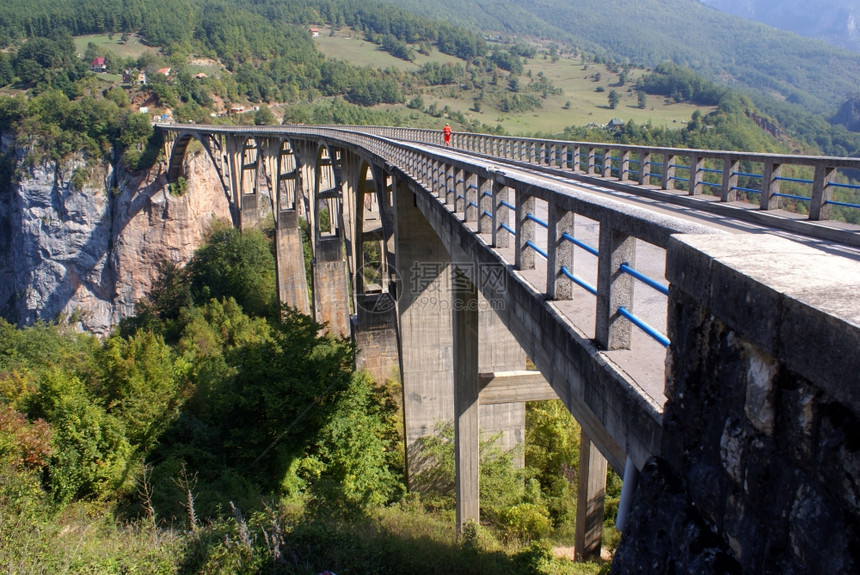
[89,57,106,73]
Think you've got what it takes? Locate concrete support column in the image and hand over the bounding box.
[638,151,651,186]
[465,172,479,223]
[239,140,260,230]
[689,154,703,195]
[601,148,612,178]
[240,193,260,231]
[452,167,464,208]
[493,183,510,249]
[761,161,782,210]
[809,164,836,221]
[619,150,631,182]
[575,431,608,561]
[275,209,310,314]
[313,238,350,337]
[477,279,527,467]
[722,157,739,202]
[394,176,455,484]
[596,220,635,350]
[547,205,575,301]
[478,176,493,235]
[454,269,480,530]
[515,191,535,270]
[662,153,676,191]
[225,136,243,227]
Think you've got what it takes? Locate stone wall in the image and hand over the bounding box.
[612,234,860,574]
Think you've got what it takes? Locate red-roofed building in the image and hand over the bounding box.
[90,57,106,73]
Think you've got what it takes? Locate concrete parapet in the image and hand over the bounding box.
[613,233,860,574]
[667,234,860,409]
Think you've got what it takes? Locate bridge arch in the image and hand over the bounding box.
[312,142,346,240]
[165,131,202,182]
[271,138,300,213]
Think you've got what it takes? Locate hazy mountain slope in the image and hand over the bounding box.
[377,0,860,114]
[699,0,859,53]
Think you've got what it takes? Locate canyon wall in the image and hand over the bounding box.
[0,139,231,335]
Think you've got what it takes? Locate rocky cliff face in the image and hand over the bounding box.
[0,139,232,335]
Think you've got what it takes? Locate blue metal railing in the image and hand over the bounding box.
[772,193,811,202]
[774,176,813,185]
[619,263,669,295]
[618,307,670,347]
[526,240,548,259]
[561,232,599,256]
[526,213,548,228]
[618,262,670,346]
[732,186,762,195]
[560,265,597,295]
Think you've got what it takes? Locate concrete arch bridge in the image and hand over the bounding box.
[157,123,860,572]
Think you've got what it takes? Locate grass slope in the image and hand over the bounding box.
[314,26,710,135]
[376,0,860,114]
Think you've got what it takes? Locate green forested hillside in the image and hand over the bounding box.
[1,0,857,118]
[377,0,860,115]
[0,226,609,574]
[1,0,859,159]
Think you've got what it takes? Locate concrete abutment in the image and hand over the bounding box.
[612,234,860,574]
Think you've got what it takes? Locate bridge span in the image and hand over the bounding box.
[157,123,860,572]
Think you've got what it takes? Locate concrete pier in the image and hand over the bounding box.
[274,209,310,314]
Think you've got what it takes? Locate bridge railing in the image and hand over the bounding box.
[339,126,860,226]
[351,129,719,367]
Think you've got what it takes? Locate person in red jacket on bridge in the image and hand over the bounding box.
[443,123,452,146]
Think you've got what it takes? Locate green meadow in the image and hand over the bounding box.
[313,26,711,135]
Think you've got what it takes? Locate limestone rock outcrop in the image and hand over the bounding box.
[0,140,231,335]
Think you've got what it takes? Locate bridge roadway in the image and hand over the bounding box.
[157,124,860,559]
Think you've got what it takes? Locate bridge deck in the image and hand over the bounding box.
[439,142,860,411]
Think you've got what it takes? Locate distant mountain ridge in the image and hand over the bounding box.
[699,0,859,53]
[377,0,860,114]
